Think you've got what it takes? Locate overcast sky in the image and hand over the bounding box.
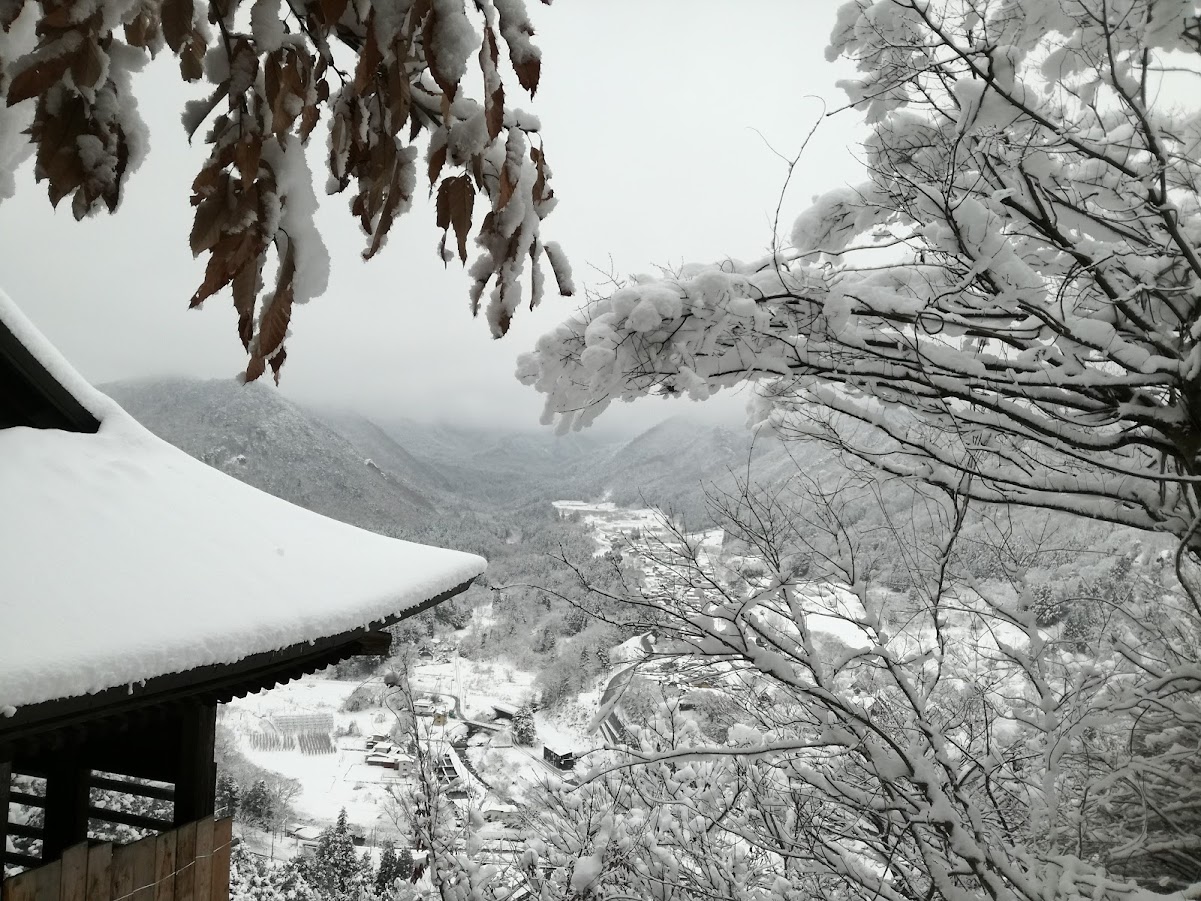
[0,0,867,433]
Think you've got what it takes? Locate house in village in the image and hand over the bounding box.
[0,293,486,900]
[541,741,577,771]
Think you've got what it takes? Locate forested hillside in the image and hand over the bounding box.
[103,379,437,537]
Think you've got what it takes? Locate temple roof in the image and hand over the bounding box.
[0,289,485,716]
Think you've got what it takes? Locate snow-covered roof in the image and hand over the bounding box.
[0,290,486,713]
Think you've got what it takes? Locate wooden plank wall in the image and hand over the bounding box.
[1,818,232,901]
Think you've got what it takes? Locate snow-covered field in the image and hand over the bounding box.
[222,678,406,835]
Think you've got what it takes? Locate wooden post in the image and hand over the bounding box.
[173,706,216,827]
[84,844,112,901]
[209,820,231,901]
[152,831,176,901]
[173,824,196,901]
[58,842,89,901]
[41,752,89,861]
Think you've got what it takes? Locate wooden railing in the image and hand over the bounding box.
[1,816,232,901]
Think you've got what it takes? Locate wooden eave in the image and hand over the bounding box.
[0,321,100,433]
[0,578,472,761]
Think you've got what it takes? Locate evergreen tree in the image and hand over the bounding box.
[230,847,318,901]
[395,849,414,884]
[359,850,374,890]
[374,845,398,894]
[298,809,363,901]
[512,705,537,746]
[240,779,274,828]
[215,774,240,819]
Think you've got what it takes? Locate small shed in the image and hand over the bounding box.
[0,292,486,896]
[288,825,323,842]
[542,741,577,771]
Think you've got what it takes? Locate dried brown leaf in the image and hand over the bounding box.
[179,38,204,81]
[44,148,84,207]
[365,154,411,259]
[1,0,24,31]
[257,243,295,358]
[427,139,446,186]
[70,34,105,92]
[470,153,484,192]
[160,0,193,52]
[497,163,514,210]
[189,191,227,254]
[386,58,410,135]
[422,4,458,101]
[435,173,473,263]
[244,355,266,382]
[299,102,319,141]
[353,20,381,93]
[513,56,539,96]
[235,133,262,179]
[191,249,235,307]
[40,2,73,29]
[228,38,258,96]
[487,81,505,139]
[123,11,157,48]
[7,52,73,105]
[319,0,349,28]
[530,144,546,203]
[268,346,286,384]
[231,252,261,349]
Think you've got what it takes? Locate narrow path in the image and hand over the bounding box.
[449,744,493,790]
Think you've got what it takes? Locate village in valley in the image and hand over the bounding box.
[217,501,719,868]
[219,496,906,883]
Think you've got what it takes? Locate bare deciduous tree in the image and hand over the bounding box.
[528,469,1201,901]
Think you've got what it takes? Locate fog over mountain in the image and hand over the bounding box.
[103,378,439,539]
[101,377,822,531]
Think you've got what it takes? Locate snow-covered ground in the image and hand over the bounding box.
[222,678,407,835]
[222,657,597,837]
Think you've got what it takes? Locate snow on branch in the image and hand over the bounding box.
[518,0,1201,544]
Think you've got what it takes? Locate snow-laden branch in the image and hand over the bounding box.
[518,0,1201,544]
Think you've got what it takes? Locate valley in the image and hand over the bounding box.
[88,376,1192,901]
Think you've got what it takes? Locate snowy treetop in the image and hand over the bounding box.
[518,0,1201,544]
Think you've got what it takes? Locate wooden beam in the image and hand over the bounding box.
[41,752,89,861]
[2,849,44,869]
[88,776,174,803]
[0,319,101,433]
[172,706,215,827]
[351,631,392,656]
[85,807,173,833]
[5,821,41,840]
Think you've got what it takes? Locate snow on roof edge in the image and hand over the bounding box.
[0,288,486,713]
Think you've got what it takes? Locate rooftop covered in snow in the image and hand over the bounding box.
[0,289,486,719]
